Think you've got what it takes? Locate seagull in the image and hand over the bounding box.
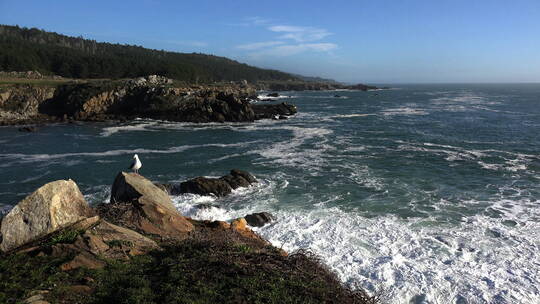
[129,154,142,174]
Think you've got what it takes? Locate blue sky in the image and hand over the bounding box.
[1,0,539,83]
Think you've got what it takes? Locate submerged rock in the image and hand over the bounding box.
[245,212,275,227]
[0,179,94,252]
[108,172,193,238]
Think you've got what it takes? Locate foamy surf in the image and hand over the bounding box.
[170,183,540,303]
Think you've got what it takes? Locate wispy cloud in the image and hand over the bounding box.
[237,41,285,50]
[234,18,337,57]
[227,16,271,27]
[268,25,332,42]
[246,16,271,25]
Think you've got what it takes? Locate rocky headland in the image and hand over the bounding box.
[0,73,385,127]
[0,170,377,303]
[256,80,382,91]
[0,75,298,126]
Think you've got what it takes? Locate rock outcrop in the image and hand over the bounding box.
[245,212,276,227]
[0,180,94,252]
[252,102,297,120]
[106,172,194,238]
[39,81,262,123]
[53,216,160,271]
[0,84,56,125]
[0,78,299,125]
[178,169,257,197]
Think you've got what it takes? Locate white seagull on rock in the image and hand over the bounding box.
[129,154,142,174]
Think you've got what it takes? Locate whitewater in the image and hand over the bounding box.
[1,84,539,303]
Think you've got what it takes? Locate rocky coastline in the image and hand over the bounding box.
[0,73,384,127]
[0,75,298,126]
[256,80,382,91]
[0,170,377,303]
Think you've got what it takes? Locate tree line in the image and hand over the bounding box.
[0,25,298,83]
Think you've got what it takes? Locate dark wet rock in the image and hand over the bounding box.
[220,174,250,189]
[180,177,233,197]
[267,92,279,97]
[230,169,257,184]
[245,212,275,227]
[18,126,38,132]
[252,102,297,120]
[179,169,257,197]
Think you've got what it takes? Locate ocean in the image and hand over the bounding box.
[1,84,539,303]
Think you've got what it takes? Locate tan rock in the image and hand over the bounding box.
[230,218,270,244]
[60,252,106,271]
[0,180,94,252]
[67,285,92,295]
[231,218,248,231]
[107,172,193,238]
[86,220,160,257]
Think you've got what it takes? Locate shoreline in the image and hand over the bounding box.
[0,74,383,127]
[0,171,378,303]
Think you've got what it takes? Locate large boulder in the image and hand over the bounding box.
[0,180,94,252]
[179,169,257,197]
[106,172,193,238]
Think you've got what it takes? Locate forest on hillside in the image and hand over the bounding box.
[0,25,298,83]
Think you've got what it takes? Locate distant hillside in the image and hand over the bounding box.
[0,25,299,83]
[292,74,339,84]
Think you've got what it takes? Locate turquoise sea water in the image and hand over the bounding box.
[1,84,539,303]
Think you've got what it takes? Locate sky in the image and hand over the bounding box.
[1,0,539,83]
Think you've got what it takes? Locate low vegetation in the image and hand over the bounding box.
[0,235,380,304]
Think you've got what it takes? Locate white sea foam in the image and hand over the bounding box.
[101,120,160,137]
[257,94,296,101]
[252,126,334,168]
[381,107,428,116]
[395,142,535,172]
[331,114,376,118]
[172,182,540,303]
[0,142,256,165]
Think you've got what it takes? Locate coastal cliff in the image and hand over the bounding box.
[0,76,297,126]
[0,172,377,303]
